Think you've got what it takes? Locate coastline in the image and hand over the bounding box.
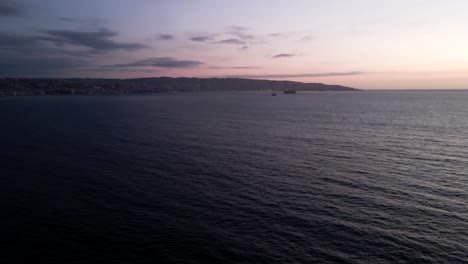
[0,77,357,97]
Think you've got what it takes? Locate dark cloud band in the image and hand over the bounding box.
[0,1,22,16]
[43,28,147,51]
[190,36,214,42]
[272,53,298,59]
[159,34,174,40]
[214,38,246,45]
[109,57,204,68]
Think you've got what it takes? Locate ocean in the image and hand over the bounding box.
[1,91,467,263]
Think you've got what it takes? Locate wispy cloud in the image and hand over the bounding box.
[300,36,315,42]
[159,34,174,40]
[190,35,215,42]
[0,33,40,49]
[0,56,89,77]
[267,32,292,38]
[0,32,91,57]
[226,26,249,31]
[0,27,149,77]
[214,38,246,45]
[226,26,255,40]
[191,26,264,48]
[57,17,105,25]
[223,71,365,78]
[230,66,261,69]
[108,57,204,68]
[42,28,147,51]
[207,66,261,69]
[272,53,299,59]
[0,1,22,16]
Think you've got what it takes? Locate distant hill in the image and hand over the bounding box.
[0,77,357,96]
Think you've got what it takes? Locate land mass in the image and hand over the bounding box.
[0,77,357,96]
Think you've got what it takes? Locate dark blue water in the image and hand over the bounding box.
[1,91,468,263]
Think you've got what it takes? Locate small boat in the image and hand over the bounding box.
[272,92,276,96]
[284,90,296,94]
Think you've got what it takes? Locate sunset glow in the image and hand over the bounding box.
[2,0,468,89]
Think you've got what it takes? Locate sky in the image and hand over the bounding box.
[1,0,468,89]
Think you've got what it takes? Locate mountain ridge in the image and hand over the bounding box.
[0,77,358,96]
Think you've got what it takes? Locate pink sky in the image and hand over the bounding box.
[3,0,468,89]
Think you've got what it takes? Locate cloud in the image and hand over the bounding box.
[0,33,36,49]
[58,17,105,24]
[267,32,292,38]
[108,57,204,68]
[222,72,365,79]
[159,34,174,40]
[0,27,148,77]
[42,28,147,51]
[87,66,157,74]
[190,27,264,47]
[0,1,22,16]
[207,66,261,69]
[272,53,299,59]
[0,32,95,77]
[225,26,256,41]
[226,26,249,31]
[301,36,315,42]
[190,36,214,42]
[58,17,83,22]
[231,66,260,69]
[0,32,95,58]
[0,56,89,77]
[214,38,246,45]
